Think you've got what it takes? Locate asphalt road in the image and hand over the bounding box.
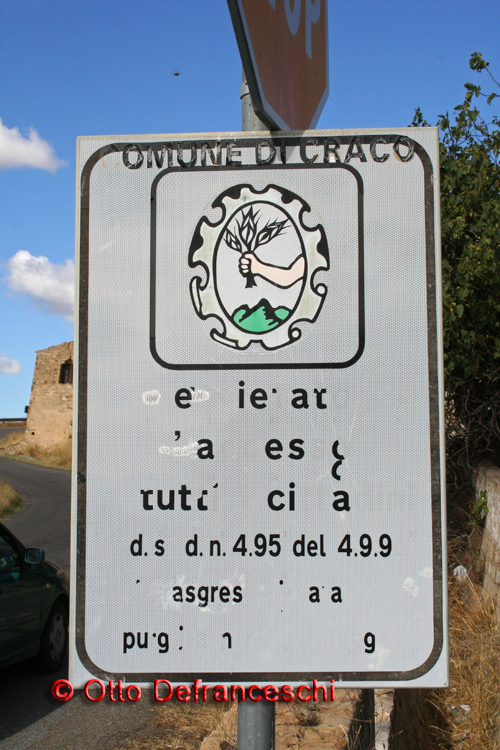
[0,657,157,750]
[0,456,71,571]
[0,456,156,749]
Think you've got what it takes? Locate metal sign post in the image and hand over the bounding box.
[241,70,268,132]
[237,88,276,750]
[238,690,276,750]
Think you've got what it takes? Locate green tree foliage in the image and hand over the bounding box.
[414,53,500,475]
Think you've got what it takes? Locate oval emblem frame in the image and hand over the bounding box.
[189,183,330,351]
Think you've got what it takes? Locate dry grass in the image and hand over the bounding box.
[287,702,321,727]
[0,478,24,519]
[0,430,25,452]
[432,575,500,749]
[0,431,72,470]
[23,438,72,468]
[212,702,237,748]
[110,700,228,750]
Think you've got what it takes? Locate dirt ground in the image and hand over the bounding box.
[111,690,359,750]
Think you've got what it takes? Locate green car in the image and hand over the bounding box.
[0,521,69,673]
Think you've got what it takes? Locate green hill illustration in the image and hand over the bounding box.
[232,298,291,333]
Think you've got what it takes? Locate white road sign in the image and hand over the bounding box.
[71,128,448,689]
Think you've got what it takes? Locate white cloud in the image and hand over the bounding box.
[7,250,74,320]
[0,356,21,375]
[0,118,66,172]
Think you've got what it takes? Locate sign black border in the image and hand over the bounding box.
[76,133,444,684]
[150,161,365,370]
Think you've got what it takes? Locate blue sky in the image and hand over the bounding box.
[1,0,499,417]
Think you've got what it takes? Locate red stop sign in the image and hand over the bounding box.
[228,0,329,131]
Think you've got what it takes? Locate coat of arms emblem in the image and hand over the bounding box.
[189,184,329,350]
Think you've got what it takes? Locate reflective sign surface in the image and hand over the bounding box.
[72,129,447,688]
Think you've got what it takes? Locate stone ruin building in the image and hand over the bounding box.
[25,341,73,446]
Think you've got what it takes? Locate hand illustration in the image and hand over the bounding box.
[239,253,257,278]
[239,252,305,289]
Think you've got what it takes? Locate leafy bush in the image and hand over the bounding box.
[414,53,500,478]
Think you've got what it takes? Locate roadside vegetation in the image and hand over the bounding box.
[391,560,500,750]
[109,700,229,750]
[414,53,500,480]
[415,497,499,749]
[0,430,25,453]
[406,55,500,749]
[0,430,72,470]
[23,438,72,468]
[412,99,500,750]
[0,478,24,519]
[441,571,500,748]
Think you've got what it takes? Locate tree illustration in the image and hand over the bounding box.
[224,206,288,287]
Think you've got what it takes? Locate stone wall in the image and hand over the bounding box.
[25,341,74,446]
[476,465,500,622]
